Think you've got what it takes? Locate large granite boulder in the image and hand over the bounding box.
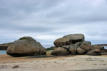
[7,37,46,57]
[54,34,84,47]
[54,37,70,47]
[63,34,84,44]
[51,47,68,56]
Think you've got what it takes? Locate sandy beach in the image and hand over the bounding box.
[0,55,107,71]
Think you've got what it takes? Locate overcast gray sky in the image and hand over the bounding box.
[0,0,107,47]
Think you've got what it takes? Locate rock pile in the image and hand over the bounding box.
[0,34,106,57]
[49,34,104,56]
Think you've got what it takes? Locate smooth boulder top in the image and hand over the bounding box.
[63,34,85,41]
[54,34,85,47]
[19,36,37,42]
[18,36,44,49]
[54,37,70,47]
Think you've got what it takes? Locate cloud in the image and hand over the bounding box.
[0,0,107,47]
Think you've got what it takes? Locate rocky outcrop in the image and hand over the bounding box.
[91,45,104,50]
[0,33,106,57]
[0,42,13,50]
[0,46,8,50]
[94,44,107,46]
[7,37,46,57]
[51,34,105,56]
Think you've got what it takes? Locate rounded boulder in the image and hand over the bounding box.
[51,47,68,56]
[7,37,46,57]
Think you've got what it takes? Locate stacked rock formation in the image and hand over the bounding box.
[50,34,104,56]
[6,36,46,57]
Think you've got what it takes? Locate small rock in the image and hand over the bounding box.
[12,65,19,69]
